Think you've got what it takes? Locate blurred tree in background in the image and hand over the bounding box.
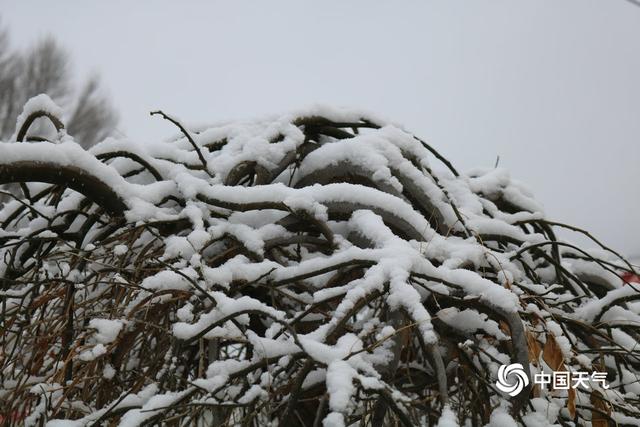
[0,19,118,148]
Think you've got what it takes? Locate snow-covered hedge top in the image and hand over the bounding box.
[0,95,638,426]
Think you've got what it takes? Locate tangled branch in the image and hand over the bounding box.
[1,96,639,426]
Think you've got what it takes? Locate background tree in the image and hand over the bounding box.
[0,20,118,147]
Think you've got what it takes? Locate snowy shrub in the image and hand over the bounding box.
[1,95,639,426]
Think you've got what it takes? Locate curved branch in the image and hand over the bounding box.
[150,110,210,176]
[96,151,163,181]
[0,161,127,216]
[16,110,65,142]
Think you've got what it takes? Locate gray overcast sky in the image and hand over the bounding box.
[2,0,639,256]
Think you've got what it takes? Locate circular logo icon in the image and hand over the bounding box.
[496,363,529,396]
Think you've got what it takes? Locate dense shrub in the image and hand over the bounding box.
[1,96,639,426]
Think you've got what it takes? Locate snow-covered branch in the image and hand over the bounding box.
[1,96,639,426]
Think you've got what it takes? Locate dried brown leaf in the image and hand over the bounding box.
[590,390,611,427]
[567,387,576,419]
[526,329,542,365]
[542,333,564,371]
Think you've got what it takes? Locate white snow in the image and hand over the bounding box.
[13,94,65,140]
[436,406,459,427]
[2,104,637,426]
[88,318,125,344]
